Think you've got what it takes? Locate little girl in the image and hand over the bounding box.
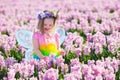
[32,10,63,60]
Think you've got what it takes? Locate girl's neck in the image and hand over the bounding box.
[44,30,55,36]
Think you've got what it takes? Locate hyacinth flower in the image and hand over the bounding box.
[0,0,120,79]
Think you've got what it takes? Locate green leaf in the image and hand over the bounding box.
[1,30,9,36]
[60,44,65,49]
[0,46,7,59]
[103,32,111,36]
[0,68,8,79]
[81,51,85,62]
[79,31,87,44]
[92,30,96,35]
[0,46,5,54]
[34,67,38,77]
[23,20,30,25]
[68,29,76,33]
[64,52,77,65]
[87,18,91,24]
[9,48,23,62]
[110,9,114,13]
[15,41,19,48]
[118,47,120,51]
[101,46,115,58]
[77,19,80,24]
[115,65,120,80]
[96,19,102,24]
[15,72,20,79]
[90,49,98,61]
[59,74,64,80]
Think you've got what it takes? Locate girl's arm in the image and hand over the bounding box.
[55,33,65,55]
[32,37,44,59]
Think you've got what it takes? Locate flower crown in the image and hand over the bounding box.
[37,10,59,19]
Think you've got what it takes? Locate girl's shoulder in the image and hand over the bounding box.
[54,32,59,37]
[34,31,41,35]
[33,31,42,39]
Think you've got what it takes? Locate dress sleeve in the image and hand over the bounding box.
[33,31,42,40]
[33,32,39,40]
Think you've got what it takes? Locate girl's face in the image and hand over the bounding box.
[43,18,55,33]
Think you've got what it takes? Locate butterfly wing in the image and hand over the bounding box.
[15,30,33,61]
[15,30,33,49]
[25,49,33,61]
[55,27,66,45]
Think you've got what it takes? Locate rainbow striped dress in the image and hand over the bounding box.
[32,31,60,60]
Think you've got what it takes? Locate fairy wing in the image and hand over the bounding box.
[25,49,34,61]
[55,27,66,45]
[15,30,34,61]
[15,30,33,49]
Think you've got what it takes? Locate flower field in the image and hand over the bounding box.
[0,0,120,80]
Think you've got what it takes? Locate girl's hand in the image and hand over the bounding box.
[43,56,48,61]
[60,51,64,55]
[59,49,65,56]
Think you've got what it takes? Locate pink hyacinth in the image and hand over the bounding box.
[43,68,58,80]
[70,58,80,67]
[83,43,91,55]
[56,55,64,67]
[7,69,16,80]
[5,57,17,67]
[0,54,5,67]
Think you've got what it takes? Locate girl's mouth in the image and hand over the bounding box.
[44,28,51,31]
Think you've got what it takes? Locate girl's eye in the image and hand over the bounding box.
[44,24,47,26]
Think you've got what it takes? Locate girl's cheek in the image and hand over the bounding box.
[44,26,47,28]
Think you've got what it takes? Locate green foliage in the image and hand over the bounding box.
[1,30,9,36]
[101,46,114,58]
[60,43,65,49]
[23,20,30,25]
[89,49,98,61]
[68,29,76,33]
[79,50,97,64]
[9,48,23,62]
[15,40,19,48]
[64,51,77,65]
[96,19,102,24]
[77,19,80,24]
[118,47,120,51]
[92,29,96,35]
[0,46,5,54]
[73,41,75,45]
[110,9,114,13]
[116,65,120,80]
[79,30,87,44]
[83,55,91,64]
[0,46,7,59]
[103,32,111,36]
[79,46,116,64]
[15,72,20,79]
[59,73,64,80]
[34,67,39,77]
[0,68,8,79]
[87,18,91,24]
